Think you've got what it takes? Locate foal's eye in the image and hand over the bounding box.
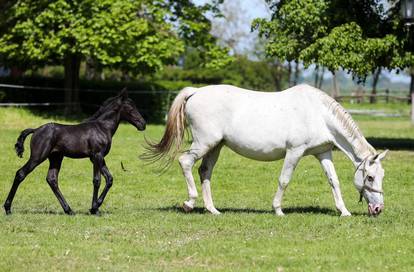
[367,176,374,182]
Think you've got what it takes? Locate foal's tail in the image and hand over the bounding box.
[15,128,35,158]
[141,87,197,166]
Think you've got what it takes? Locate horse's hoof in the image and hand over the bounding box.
[66,210,75,216]
[206,207,221,215]
[4,209,11,215]
[182,201,194,213]
[340,211,351,217]
[90,209,100,216]
[275,210,285,216]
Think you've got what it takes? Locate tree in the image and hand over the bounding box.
[0,0,231,114]
[253,1,414,100]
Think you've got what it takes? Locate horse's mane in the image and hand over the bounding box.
[83,96,119,122]
[315,88,376,157]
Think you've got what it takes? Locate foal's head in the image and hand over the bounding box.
[354,150,388,216]
[117,88,146,131]
[87,88,146,131]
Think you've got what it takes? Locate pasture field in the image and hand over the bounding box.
[0,107,413,271]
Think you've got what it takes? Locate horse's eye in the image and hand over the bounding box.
[367,176,374,182]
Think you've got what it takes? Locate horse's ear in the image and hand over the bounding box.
[376,149,389,161]
[119,87,128,100]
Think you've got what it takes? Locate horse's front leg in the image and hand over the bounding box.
[273,148,305,216]
[90,154,103,215]
[316,151,351,216]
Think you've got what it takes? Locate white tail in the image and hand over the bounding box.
[142,87,197,166]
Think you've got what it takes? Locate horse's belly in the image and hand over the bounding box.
[224,139,286,161]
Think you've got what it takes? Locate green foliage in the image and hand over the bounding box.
[253,0,329,62]
[0,108,413,270]
[300,23,400,77]
[254,0,414,78]
[158,55,286,91]
[0,0,230,73]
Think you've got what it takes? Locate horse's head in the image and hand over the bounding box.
[118,88,146,131]
[354,150,388,216]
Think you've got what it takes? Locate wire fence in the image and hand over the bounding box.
[0,83,179,122]
[0,83,411,120]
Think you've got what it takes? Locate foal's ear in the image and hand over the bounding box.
[118,87,128,100]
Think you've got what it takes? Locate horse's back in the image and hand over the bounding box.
[185,84,333,160]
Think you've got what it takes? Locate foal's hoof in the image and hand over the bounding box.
[65,210,75,216]
[4,204,11,215]
[182,201,194,213]
[89,209,100,216]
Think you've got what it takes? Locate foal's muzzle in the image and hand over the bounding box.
[368,203,384,216]
[136,120,146,131]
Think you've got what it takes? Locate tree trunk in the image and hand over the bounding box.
[314,66,319,87]
[318,67,325,89]
[270,61,282,92]
[410,70,414,124]
[287,62,292,87]
[370,67,381,104]
[292,61,300,86]
[332,72,339,98]
[64,54,81,115]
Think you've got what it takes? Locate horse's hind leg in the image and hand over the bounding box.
[46,154,74,215]
[198,144,223,215]
[316,151,351,217]
[272,147,305,216]
[4,159,41,214]
[95,159,113,209]
[179,142,215,212]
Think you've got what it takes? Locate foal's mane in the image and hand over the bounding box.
[83,96,120,122]
[316,88,376,157]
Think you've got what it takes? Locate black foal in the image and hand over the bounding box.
[4,88,146,215]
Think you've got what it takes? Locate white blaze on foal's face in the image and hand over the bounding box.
[354,150,388,216]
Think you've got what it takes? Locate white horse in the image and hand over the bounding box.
[144,84,388,216]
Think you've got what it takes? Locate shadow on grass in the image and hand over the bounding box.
[154,205,360,216]
[8,208,112,216]
[367,137,414,150]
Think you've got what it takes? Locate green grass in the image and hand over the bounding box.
[0,107,413,271]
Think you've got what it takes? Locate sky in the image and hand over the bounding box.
[193,0,411,84]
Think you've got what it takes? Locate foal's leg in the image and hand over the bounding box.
[4,158,41,214]
[4,129,53,214]
[179,143,212,212]
[316,151,351,216]
[95,159,113,209]
[198,144,222,215]
[273,148,305,216]
[46,155,74,215]
[90,154,103,215]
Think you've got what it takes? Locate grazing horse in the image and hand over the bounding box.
[4,89,146,215]
[144,84,388,216]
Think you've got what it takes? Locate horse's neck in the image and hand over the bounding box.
[334,133,375,167]
[96,110,121,136]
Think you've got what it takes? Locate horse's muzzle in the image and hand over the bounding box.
[137,122,146,131]
[368,203,384,216]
